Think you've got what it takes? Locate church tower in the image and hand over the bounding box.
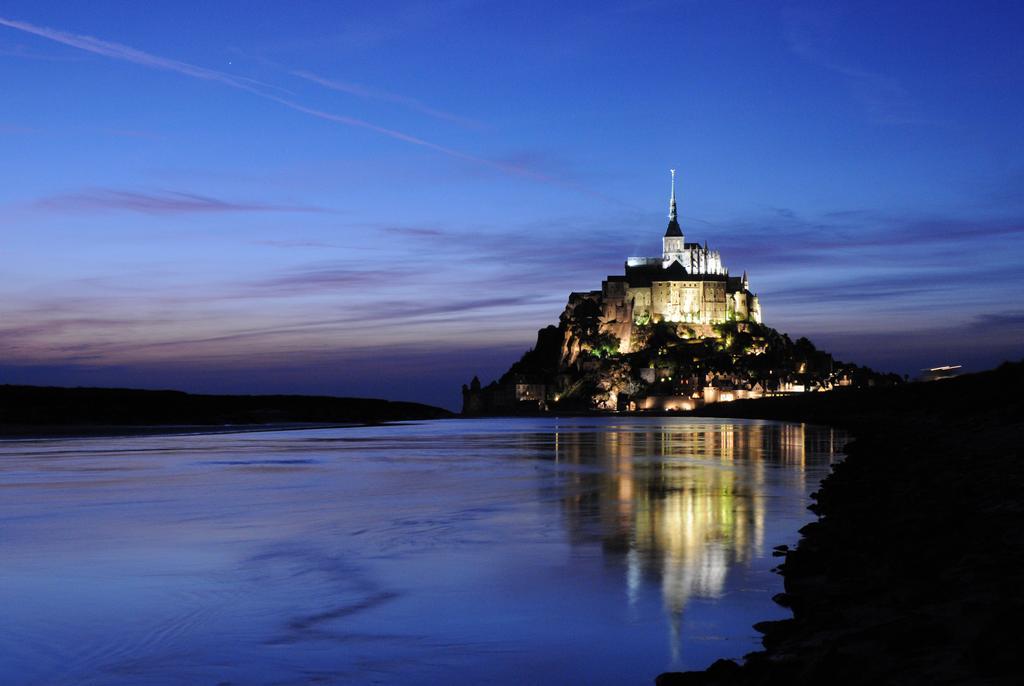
[662,169,685,266]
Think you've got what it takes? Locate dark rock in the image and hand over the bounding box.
[656,660,740,686]
[652,361,1024,685]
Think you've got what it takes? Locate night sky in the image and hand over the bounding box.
[2,1,1022,409]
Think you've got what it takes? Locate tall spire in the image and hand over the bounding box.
[669,169,677,221]
[664,169,682,237]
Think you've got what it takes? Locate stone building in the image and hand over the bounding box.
[567,170,761,355]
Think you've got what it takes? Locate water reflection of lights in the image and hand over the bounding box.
[549,421,841,661]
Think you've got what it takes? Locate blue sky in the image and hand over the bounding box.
[1,1,1022,408]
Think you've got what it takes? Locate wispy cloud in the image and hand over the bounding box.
[32,188,326,214]
[0,340,526,408]
[0,122,40,134]
[0,19,459,154]
[290,69,483,129]
[2,201,1018,398]
[264,0,475,53]
[381,225,446,237]
[0,317,141,346]
[374,215,659,271]
[253,239,339,249]
[0,16,272,93]
[99,128,165,140]
[781,5,937,126]
[0,16,591,194]
[0,122,163,138]
[973,311,1024,328]
[251,267,398,294]
[0,286,544,367]
[362,205,1024,337]
[763,271,959,304]
[702,210,1024,266]
[0,40,85,61]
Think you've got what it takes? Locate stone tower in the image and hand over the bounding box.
[662,169,685,266]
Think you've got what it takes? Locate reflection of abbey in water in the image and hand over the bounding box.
[547,422,838,640]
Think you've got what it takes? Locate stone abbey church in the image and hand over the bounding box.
[569,171,761,352]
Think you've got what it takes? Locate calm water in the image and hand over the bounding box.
[0,417,842,685]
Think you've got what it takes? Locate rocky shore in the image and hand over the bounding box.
[658,360,1023,685]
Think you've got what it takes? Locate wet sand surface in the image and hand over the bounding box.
[0,417,841,685]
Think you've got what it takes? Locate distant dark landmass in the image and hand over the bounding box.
[687,358,1018,430]
[0,385,452,436]
[658,360,1024,685]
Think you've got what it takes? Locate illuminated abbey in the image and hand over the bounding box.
[463,171,893,415]
[569,170,761,353]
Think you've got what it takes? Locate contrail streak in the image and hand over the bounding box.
[0,18,528,174]
[289,69,484,129]
[0,16,630,204]
[0,16,267,94]
[259,93,559,182]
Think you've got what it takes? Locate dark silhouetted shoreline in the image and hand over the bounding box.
[0,385,453,438]
[658,360,1024,685]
